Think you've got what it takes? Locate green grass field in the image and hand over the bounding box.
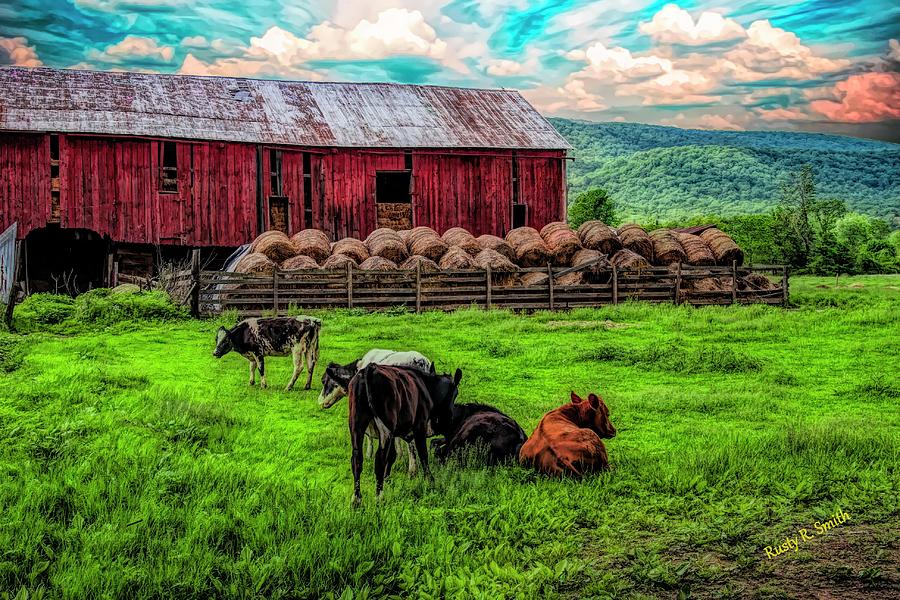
[2,277,898,599]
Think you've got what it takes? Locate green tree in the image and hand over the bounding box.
[568,188,617,229]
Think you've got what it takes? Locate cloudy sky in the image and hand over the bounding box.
[2,1,898,139]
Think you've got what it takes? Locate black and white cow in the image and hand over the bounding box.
[213,316,321,391]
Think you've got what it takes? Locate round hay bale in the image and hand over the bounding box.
[400,255,440,272]
[234,252,276,275]
[675,232,715,266]
[699,228,744,266]
[540,221,582,266]
[577,221,622,255]
[741,272,776,291]
[407,227,449,262]
[290,229,331,263]
[570,248,612,284]
[689,277,725,293]
[611,249,650,271]
[321,253,358,270]
[648,229,687,266]
[397,229,412,244]
[441,227,481,256]
[476,234,516,262]
[521,271,549,287]
[474,248,518,272]
[359,256,398,271]
[438,246,478,270]
[506,227,551,267]
[331,238,370,263]
[365,228,409,264]
[280,254,319,271]
[616,224,654,262]
[250,230,297,263]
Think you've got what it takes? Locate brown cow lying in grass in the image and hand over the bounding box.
[519,392,616,476]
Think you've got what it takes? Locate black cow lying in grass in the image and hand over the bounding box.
[349,364,462,504]
[213,316,321,391]
[431,403,526,465]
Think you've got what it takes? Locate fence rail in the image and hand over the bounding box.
[180,250,788,317]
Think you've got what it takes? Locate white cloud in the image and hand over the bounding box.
[181,36,209,49]
[482,48,540,77]
[660,112,748,130]
[0,36,42,67]
[640,4,745,46]
[889,39,900,62]
[89,35,175,63]
[756,107,810,122]
[178,52,322,80]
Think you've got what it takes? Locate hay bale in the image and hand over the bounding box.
[474,248,518,272]
[540,221,582,266]
[577,221,622,255]
[397,229,412,244]
[250,230,298,263]
[569,248,611,284]
[407,226,449,262]
[611,249,650,270]
[280,255,319,271]
[689,277,726,293]
[741,272,777,291]
[476,234,516,262]
[521,271,549,287]
[331,238,370,263]
[699,228,744,266]
[234,252,276,275]
[648,229,687,266]
[506,227,551,267]
[439,246,478,270]
[400,255,440,272]
[321,253,358,270]
[675,232,715,266]
[366,228,409,264]
[441,227,481,256]
[616,224,654,261]
[359,256,398,271]
[290,229,331,263]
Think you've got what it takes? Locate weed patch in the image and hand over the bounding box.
[578,341,763,374]
[0,332,25,372]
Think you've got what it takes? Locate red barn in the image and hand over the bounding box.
[0,67,569,290]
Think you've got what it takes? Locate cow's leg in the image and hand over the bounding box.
[374,434,395,499]
[304,348,316,390]
[383,437,398,480]
[350,414,371,507]
[403,439,417,477]
[247,356,257,386]
[256,355,267,388]
[413,432,432,482]
[364,425,376,459]
[285,347,303,392]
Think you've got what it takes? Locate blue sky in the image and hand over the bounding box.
[1,1,898,137]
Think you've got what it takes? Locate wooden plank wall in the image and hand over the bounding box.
[0,133,51,236]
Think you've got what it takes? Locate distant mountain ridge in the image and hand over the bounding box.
[551,118,900,227]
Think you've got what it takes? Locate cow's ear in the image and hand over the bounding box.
[571,391,583,404]
[453,368,463,386]
[588,393,600,408]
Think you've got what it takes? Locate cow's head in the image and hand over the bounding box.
[430,368,463,432]
[213,326,233,358]
[318,360,358,409]
[571,391,616,439]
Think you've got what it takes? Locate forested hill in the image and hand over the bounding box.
[551,118,900,226]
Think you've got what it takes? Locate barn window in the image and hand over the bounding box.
[513,204,527,228]
[303,153,313,227]
[159,141,178,193]
[375,171,412,204]
[269,149,283,196]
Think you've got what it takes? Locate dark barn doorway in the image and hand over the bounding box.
[24,227,107,294]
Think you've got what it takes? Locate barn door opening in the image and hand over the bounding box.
[24,227,106,294]
[512,203,527,228]
[375,169,413,230]
[268,197,290,235]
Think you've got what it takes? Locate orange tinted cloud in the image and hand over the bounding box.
[810,72,900,122]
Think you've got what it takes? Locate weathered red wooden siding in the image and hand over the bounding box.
[517,150,567,229]
[0,133,50,237]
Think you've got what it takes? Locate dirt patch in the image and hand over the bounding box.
[848,283,865,288]
[545,320,637,330]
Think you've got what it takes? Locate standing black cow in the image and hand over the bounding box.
[431,403,527,465]
[213,316,320,391]
[349,364,462,504]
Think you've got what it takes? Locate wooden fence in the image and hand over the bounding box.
[177,251,788,317]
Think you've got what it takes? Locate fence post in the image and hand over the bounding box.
[415,262,422,314]
[346,262,353,309]
[731,260,737,305]
[612,265,618,305]
[3,241,22,329]
[273,268,279,314]
[547,263,554,311]
[782,266,789,306]
[485,264,492,310]
[674,262,682,305]
[190,248,200,318]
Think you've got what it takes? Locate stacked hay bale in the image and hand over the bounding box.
[400,255,440,272]
[290,229,331,263]
[700,228,744,266]
[577,221,622,256]
[280,255,319,270]
[322,253,358,269]
[740,272,777,291]
[407,226,449,262]
[442,227,482,256]
[331,238,369,263]
[648,229,687,266]
[506,227,551,267]
[439,246,478,269]
[675,232,715,266]
[474,248,519,285]
[611,249,650,270]
[396,229,412,244]
[359,256,398,271]
[476,234,516,262]
[616,224,654,262]
[562,248,612,285]
[234,252,276,275]
[250,230,297,263]
[366,228,409,264]
[540,222,582,266]
[521,271,549,287]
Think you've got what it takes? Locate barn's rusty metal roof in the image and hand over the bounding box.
[0,67,570,150]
